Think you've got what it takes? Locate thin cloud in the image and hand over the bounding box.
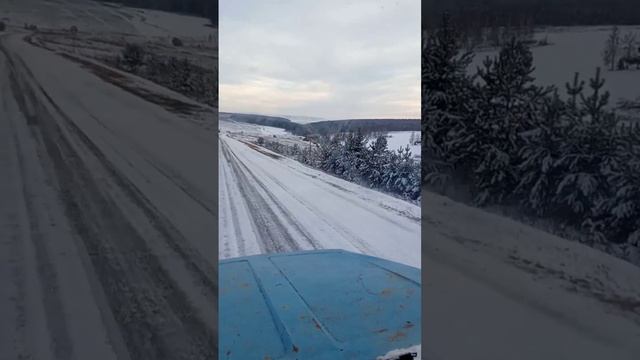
[219,0,420,119]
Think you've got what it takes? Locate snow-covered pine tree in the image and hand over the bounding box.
[515,89,567,216]
[554,68,619,243]
[472,37,550,205]
[565,72,585,116]
[599,122,640,244]
[366,135,389,187]
[340,131,368,182]
[422,13,475,187]
[392,146,420,199]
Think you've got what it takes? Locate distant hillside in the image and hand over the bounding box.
[295,119,420,136]
[109,0,217,26]
[223,112,420,136]
[222,112,301,132]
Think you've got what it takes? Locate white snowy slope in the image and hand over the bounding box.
[367,131,421,159]
[218,124,422,268]
[423,191,640,360]
[472,26,640,105]
[0,2,217,358]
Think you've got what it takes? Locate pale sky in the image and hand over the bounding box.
[219,0,420,120]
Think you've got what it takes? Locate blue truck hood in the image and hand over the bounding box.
[219,250,421,360]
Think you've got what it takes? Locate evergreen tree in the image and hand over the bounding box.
[599,122,640,243]
[472,38,550,205]
[515,89,567,215]
[603,25,621,71]
[422,13,475,187]
[366,135,390,187]
[554,69,619,243]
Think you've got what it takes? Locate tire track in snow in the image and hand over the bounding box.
[223,141,321,251]
[3,45,75,360]
[218,141,246,257]
[229,141,377,256]
[220,138,305,253]
[4,39,216,360]
[0,69,29,360]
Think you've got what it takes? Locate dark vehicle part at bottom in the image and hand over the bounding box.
[219,249,421,359]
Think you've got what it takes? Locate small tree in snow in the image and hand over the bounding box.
[121,43,145,71]
[603,26,621,71]
[622,31,637,59]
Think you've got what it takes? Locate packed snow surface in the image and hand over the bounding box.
[218,120,422,268]
[1,1,217,359]
[423,190,640,359]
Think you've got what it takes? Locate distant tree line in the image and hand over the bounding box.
[111,0,217,26]
[423,14,640,252]
[225,113,420,137]
[224,113,301,132]
[293,119,420,136]
[424,0,640,30]
[259,133,421,201]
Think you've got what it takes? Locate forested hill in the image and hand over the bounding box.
[423,0,640,29]
[222,112,419,136]
[222,113,300,132]
[297,119,420,136]
[109,0,218,26]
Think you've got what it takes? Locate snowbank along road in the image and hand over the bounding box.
[218,127,422,268]
[0,1,217,358]
[422,190,640,360]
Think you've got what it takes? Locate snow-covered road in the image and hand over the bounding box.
[218,131,422,268]
[423,191,640,360]
[0,21,217,360]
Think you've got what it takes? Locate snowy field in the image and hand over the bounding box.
[219,113,310,148]
[373,131,421,159]
[218,119,422,268]
[472,26,640,107]
[0,1,217,359]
